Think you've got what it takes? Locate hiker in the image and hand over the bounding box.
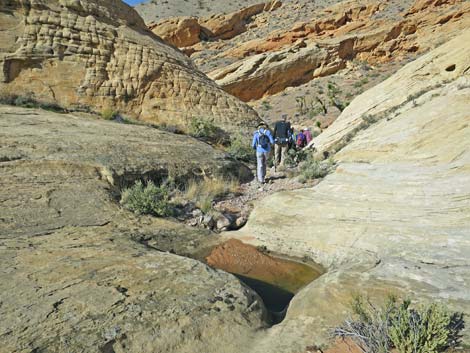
[273,113,291,167]
[304,127,313,145]
[296,129,307,149]
[252,122,274,184]
[288,126,296,150]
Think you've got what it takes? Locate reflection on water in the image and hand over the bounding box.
[235,274,294,324]
[203,239,324,325]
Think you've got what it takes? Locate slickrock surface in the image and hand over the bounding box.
[0,106,266,353]
[310,29,470,156]
[0,0,259,132]
[227,30,470,351]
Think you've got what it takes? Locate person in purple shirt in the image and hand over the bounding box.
[304,127,313,145]
[252,122,274,184]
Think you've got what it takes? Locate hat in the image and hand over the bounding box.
[281,113,288,118]
[257,121,267,128]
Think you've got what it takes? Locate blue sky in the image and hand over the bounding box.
[123,0,144,5]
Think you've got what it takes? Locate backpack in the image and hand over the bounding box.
[297,133,307,148]
[258,130,270,149]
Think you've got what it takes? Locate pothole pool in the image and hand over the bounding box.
[200,239,324,324]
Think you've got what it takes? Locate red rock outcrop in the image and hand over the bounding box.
[149,1,282,48]
[208,0,470,101]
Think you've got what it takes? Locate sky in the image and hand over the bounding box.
[123,0,144,5]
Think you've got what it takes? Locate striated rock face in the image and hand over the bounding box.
[310,29,470,156]
[227,30,470,351]
[0,0,260,132]
[206,0,469,101]
[0,105,266,353]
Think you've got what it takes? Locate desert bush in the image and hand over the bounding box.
[14,95,38,108]
[0,94,65,112]
[298,155,335,182]
[101,108,118,120]
[184,177,238,213]
[189,117,218,138]
[227,134,255,163]
[333,295,464,353]
[120,180,174,217]
[284,148,307,168]
[261,100,272,111]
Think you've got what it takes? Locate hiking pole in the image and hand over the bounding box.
[274,144,277,173]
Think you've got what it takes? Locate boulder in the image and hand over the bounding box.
[149,17,201,47]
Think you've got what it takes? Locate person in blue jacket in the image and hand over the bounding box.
[252,122,274,184]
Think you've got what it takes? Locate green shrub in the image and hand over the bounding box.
[189,117,218,139]
[0,94,66,112]
[101,108,118,120]
[261,101,272,111]
[120,180,173,217]
[299,155,334,182]
[333,295,464,353]
[389,301,453,353]
[227,134,255,163]
[14,95,37,108]
[284,148,307,168]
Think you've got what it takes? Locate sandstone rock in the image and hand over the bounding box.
[201,1,282,40]
[0,105,267,353]
[208,0,469,101]
[227,30,470,351]
[309,29,470,156]
[135,0,274,23]
[0,106,252,237]
[235,216,248,229]
[209,41,335,101]
[149,1,282,49]
[0,0,260,133]
[149,17,201,47]
[216,213,236,231]
[202,214,216,229]
[406,0,460,15]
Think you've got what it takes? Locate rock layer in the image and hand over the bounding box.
[227,30,470,351]
[0,0,260,132]
[207,0,470,101]
[149,1,282,48]
[310,29,470,156]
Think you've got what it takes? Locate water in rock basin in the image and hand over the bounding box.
[204,239,323,324]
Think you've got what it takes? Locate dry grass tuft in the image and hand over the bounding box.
[184,177,239,213]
